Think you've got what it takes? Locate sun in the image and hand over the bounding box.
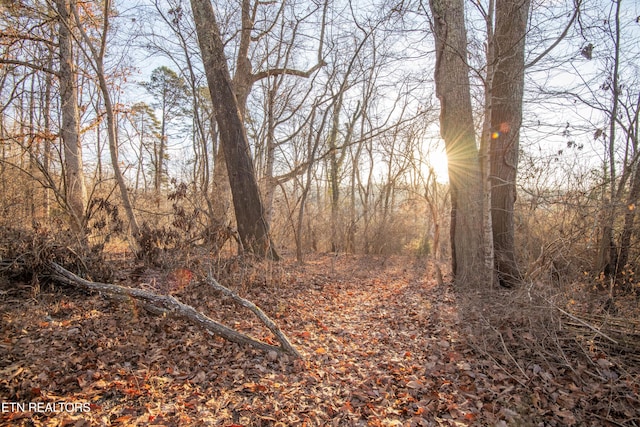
[423,147,449,183]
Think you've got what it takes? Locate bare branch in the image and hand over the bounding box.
[251,59,326,83]
[526,0,582,69]
[205,274,301,358]
[0,59,58,76]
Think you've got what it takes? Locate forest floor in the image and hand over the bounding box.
[1,253,639,426]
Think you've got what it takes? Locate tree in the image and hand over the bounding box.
[189,0,278,259]
[56,0,87,238]
[70,0,140,237]
[531,0,639,287]
[217,0,325,228]
[488,0,531,287]
[294,100,327,262]
[141,66,189,193]
[588,0,639,286]
[0,0,94,234]
[145,1,220,231]
[428,0,491,287]
[125,102,161,193]
[427,0,533,287]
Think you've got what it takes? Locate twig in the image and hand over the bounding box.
[590,412,627,427]
[467,340,528,388]
[553,304,619,345]
[494,326,530,383]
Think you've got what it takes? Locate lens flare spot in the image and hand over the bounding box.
[491,131,500,139]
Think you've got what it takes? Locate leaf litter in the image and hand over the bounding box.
[1,254,638,426]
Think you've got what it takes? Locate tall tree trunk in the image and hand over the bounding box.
[480,0,497,287]
[43,70,53,222]
[156,110,167,193]
[262,86,278,226]
[208,0,253,228]
[429,0,490,287]
[27,76,37,223]
[597,0,622,279]
[296,103,327,263]
[328,99,342,253]
[616,163,640,289]
[56,0,86,238]
[489,0,530,287]
[347,144,361,254]
[71,0,140,237]
[190,0,278,260]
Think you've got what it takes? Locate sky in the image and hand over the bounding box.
[78,0,640,189]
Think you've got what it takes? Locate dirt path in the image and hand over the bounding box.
[279,255,479,425]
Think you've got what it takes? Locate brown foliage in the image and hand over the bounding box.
[0,225,112,283]
[1,254,639,426]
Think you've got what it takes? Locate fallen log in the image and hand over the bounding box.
[48,262,301,358]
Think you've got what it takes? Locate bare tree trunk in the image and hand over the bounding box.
[296,104,327,263]
[480,0,497,287]
[328,99,342,253]
[425,168,444,286]
[56,0,86,238]
[71,0,140,237]
[489,0,530,287]
[617,163,640,289]
[43,57,54,222]
[98,77,141,238]
[597,0,622,279]
[194,0,324,245]
[429,0,490,287]
[325,90,361,254]
[347,144,361,254]
[207,0,254,228]
[27,76,38,223]
[262,86,278,226]
[155,114,166,193]
[614,94,640,288]
[190,0,278,260]
[0,119,5,208]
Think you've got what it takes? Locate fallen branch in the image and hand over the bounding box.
[205,273,300,357]
[48,262,301,358]
[552,304,619,345]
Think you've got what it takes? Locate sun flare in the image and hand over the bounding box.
[423,148,449,183]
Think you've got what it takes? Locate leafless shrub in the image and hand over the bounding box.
[86,197,125,252]
[134,180,237,268]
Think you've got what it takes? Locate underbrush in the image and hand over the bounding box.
[0,225,113,285]
[459,279,640,425]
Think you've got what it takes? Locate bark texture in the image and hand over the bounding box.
[189,0,278,259]
[489,0,530,287]
[429,0,490,287]
[56,0,86,237]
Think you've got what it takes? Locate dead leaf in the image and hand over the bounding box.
[406,380,423,389]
